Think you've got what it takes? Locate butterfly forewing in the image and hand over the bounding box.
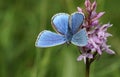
[70,12,84,34]
[51,13,69,35]
[35,30,66,47]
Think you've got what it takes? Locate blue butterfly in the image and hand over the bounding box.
[35,12,88,47]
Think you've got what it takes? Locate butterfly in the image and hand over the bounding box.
[35,12,88,47]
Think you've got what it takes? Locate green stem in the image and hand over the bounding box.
[85,52,98,77]
[85,58,90,77]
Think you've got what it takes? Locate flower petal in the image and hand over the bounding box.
[91,20,99,26]
[77,55,84,61]
[91,1,97,11]
[85,0,91,12]
[92,12,105,21]
[106,49,115,54]
[87,53,93,59]
[77,7,83,13]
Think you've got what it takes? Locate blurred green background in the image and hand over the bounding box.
[0,0,120,77]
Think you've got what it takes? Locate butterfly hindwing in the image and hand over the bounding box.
[51,13,69,35]
[71,29,88,46]
[35,30,66,47]
[70,12,84,34]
